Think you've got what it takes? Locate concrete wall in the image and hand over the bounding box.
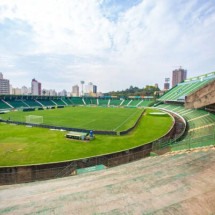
[0,143,153,185]
[185,80,215,109]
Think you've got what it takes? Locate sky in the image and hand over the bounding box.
[0,0,215,93]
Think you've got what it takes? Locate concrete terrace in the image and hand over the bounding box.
[0,147,215,215]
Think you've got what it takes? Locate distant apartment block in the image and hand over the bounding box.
[164,82,170,90]
[172,67,187,87]
[85,82,97,96]
[42,89,57,96]
[12,87,22,95]
[72,85,79,97]
[21,86,29,95]
[31,78,41,96]
[58,90,67,97]
[0,72,10,95]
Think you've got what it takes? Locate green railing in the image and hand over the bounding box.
[153,129,215,153]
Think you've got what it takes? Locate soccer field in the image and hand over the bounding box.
[0,108,173,166]
[1,106,143,132]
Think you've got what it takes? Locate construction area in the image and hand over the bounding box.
[0,146,215,215]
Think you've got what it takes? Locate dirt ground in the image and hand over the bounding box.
[1,147,215,215]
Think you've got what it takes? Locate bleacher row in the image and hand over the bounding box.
[157,103,215,149]
[158,72,215,102]
[0,97,153,110]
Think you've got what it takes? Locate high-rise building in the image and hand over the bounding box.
[164,83,170,90]
[172,67,187,87]
[72,85,79,97]
[93,85,97,94]
[164,78,170,90]
[0,73,10,95]
[31,78,41,96]
[21,86,29,95]
[85,82,97,96]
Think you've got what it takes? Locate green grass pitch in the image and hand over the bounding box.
[1,106,143,132]
[0,108,173,166]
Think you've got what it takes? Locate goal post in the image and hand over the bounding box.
[26,115,43,124]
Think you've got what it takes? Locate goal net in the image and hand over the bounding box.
[26,115,43,124]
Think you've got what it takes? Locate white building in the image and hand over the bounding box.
[58,89,67,97]
[12,87,22,95]
[21,86,29,95]
[10,85,13,95]
[49,89,57,96]
[0,73,10,95]
[42,89,57,96]
[31,78,41,96]
[72,85,79,97]
[85,82,97,96]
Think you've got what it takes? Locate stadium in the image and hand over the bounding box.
[0,72,215,214]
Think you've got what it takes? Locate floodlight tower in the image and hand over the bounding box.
[80,81,85,97]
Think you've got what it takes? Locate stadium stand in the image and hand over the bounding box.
[84,98,91,105]
[138,100,153,107]
[98,98,109,106]
[109,99,122,106]
[24,99,42,108]
[62,97,73,105]
[4,99,28,109]
[91,98,98,105]
[0,99,11,110]
[127,99,140,107]
[1,148,215,214]
[120,99,131,106]
[155,72,215,151]
[51,99,65,106]
[36,99,55,107]
[83,97,97,105]
[157,103,215,150]
[68,97,84,105]
[158,72,215,102]
[0,95,154,110]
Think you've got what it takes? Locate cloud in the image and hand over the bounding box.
[0,0,215,92]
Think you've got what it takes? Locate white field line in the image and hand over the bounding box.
[76,119,97,128]
[113,110,141,131]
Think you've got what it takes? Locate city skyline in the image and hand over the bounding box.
[0,0,215,92]
[1,72,99,96]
